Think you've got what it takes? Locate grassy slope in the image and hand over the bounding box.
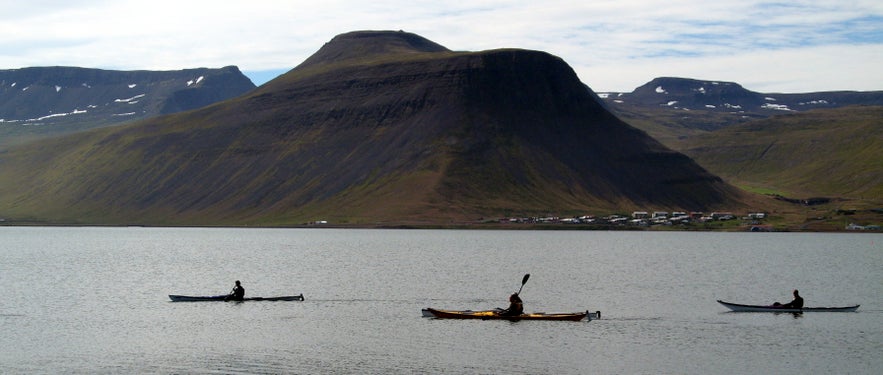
[607,104,752,147]
[602,104,882,231]
[673,106,882,208]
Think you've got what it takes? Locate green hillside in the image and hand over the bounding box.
[676,106,883,206]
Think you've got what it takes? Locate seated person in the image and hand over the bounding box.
[499,293,524,316]
[226,280,245,301]
[780,289,803,309]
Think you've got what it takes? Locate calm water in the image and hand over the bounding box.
[0,227,880,374]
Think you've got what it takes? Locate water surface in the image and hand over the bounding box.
[1,227,880,374]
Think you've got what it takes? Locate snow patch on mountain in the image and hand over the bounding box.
[114,94,146,103]
[799,100,829,105]
[187,76,204,86]
[761,103,791,111]
[23,109,89,122]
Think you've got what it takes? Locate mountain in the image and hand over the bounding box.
[0,66,255,148]
[612,77,883,112]
[598,77,882,226]
[600,77,883,145]
[0,31,752,226]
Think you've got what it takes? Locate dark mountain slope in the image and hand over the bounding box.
[0,31,750,226]
[0,66,255,148]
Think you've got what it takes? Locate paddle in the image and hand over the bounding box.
[517,273,530,294]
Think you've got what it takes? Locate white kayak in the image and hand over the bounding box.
[717,300,859,312]
[169,294,304,302]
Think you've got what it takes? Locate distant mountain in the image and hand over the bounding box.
[599,77,883,219]
[598,77,883,147]
[0,31,752,226]
[0,66,255,148]
[604,77,883,116]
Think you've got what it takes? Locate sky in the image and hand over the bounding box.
[1,0,881,93]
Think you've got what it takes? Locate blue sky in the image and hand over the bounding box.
[1,0,881,93]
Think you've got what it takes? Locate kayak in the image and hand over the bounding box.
[169,294,304,302]
[421,307,599,321]
[717,300,859,312]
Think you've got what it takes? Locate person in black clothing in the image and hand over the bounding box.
[780,289,803,309]
[499,293,524,316]
[227,280,245,301]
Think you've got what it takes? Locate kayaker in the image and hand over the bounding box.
[227,280,245,301]
[780,289,803,309]
[499,293,524,316]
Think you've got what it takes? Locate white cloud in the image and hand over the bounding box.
[582,45,883,93]
[0,0,881,92]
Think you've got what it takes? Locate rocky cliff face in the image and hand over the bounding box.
[0,31,749,225]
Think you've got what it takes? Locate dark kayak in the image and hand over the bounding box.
[422,307,599,321]
[717,300,859,312]
[169,294,304,302]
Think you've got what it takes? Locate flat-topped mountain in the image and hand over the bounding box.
[0,31,752,226]
[0,66,255,148]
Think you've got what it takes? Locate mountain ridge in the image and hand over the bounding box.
[0,65,255,149]
[605,76,883,113]
[0,31,751,226]
[597,76,883,151]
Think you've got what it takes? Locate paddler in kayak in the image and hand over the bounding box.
[499,293,524,316]
[781,289,803,308]
[772,289,803,309]
[225,280,245,301]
